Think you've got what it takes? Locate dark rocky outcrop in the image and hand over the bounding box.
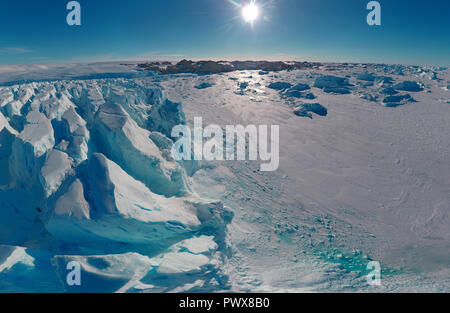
[138,60,322,75]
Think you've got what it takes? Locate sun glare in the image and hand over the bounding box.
[242,2,259,23]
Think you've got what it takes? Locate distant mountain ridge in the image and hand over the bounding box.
[138,59,323,74]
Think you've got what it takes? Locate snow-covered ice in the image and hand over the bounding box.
[0,61,449,292]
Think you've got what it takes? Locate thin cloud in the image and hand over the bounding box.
[123,52,184,61]
[1,47,36,54]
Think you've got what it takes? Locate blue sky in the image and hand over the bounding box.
[0,0,449,66]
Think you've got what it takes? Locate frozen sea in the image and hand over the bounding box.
[0,61,448,292]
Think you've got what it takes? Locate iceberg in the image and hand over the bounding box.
[0,78,233,292]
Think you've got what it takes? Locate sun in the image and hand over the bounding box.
[242,2,259,23]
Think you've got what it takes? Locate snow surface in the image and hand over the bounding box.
[0,61,448,292]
